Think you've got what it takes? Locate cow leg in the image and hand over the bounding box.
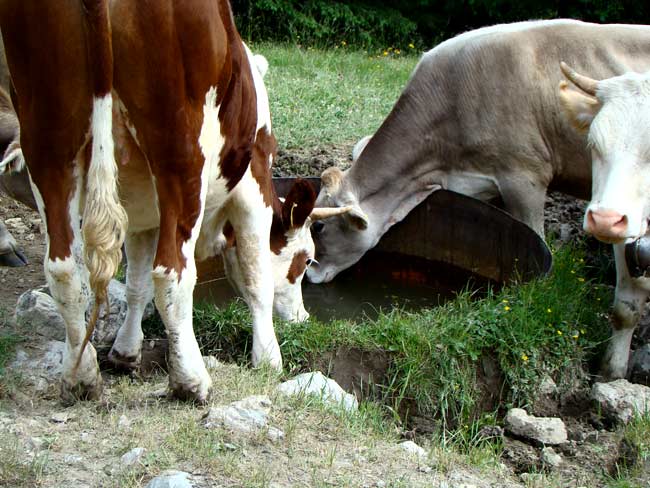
[108,228,157,369]
[29,166,101,404]
[150,169,211,403]
[499,177,548,238]
[0,220,27,267]
[227,171,281,370]
[605,243,648,378]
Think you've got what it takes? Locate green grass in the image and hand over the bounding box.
[184,242,611,436]
[606,412,650,487]
[255,42,418,150]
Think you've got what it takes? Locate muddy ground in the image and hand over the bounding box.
[0,146,648,487]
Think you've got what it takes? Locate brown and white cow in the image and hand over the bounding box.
[0,0,326,404]
[559,63,650,379]
[306,19,650,379]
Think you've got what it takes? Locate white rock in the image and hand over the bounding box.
[202,395,272,434]
[592,379,650,424]
[50,411,72,424]
[541,446,562,468]
[538,376,558,396]
[118,414,131,429]
[505,408,567,445]
[145,470,193,488]
[14,281,155,346]
[15,288,65,341]
[266,426,285,443]
[203,355,219,371]
[398,440,427,459]
[121,447,146,467]
[276,371,358,412]
[64,454,84,465]
[5,217,29,234]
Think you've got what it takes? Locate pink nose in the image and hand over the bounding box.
[585,209,628,241]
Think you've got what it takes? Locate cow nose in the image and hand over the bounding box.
[586,209,628,240]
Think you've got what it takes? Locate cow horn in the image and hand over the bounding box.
[309,206,353,221]
[560,62,598,96]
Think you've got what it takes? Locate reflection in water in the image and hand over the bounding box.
[194,251,487,322]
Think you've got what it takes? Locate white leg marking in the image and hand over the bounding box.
[606,243,648,378]
[32,165,100,397]
[228,168,281,370]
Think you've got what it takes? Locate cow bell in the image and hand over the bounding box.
[625,234,650,278]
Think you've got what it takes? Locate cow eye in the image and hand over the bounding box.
[312,221,325,234]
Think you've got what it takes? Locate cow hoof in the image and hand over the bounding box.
[168,378,211,405]
[108,348,141,371]
[252,346,283,372]
[0,249,27,267]
[60,373,103,406]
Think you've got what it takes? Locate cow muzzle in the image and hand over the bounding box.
[584,209,629,243]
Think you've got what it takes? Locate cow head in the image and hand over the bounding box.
[223,178,352,321]
[559,62,650,243]
[306,146,376,283]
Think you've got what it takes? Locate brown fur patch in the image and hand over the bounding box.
[287,250,309,284]
[250,127,276,208]
[281,179,316,230]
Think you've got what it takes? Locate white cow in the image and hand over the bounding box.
[560,63,650,378]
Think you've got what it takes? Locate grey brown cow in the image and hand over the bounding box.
[307,19,650,379]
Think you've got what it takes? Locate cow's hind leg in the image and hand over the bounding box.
[109,228,157,370]
[227,171,281,370]
[30,165,101,404]
[605,243,648,378]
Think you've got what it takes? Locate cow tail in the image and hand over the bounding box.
[74,0,128,375]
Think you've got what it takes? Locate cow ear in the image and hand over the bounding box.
[320,166,344,196]
[345,205,369,230]
[352,135,372,163]
[282,178,317,229]
[559,80,601,134]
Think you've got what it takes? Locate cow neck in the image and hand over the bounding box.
[347,69,446,218]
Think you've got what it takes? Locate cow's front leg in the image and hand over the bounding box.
[109,228,158,369]
[228,173,281,370]
[606,243,649,378]
[499,174,548,238]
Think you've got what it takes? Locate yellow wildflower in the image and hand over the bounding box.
[547,308,552,313]
[409,43,415,49]
[557,330,563,336]
[383,51,388,56]
[504,306,511,311]
[521,354,529,362]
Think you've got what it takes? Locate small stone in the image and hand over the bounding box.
[505,408,567,445]
[592,379,650,424]
[118,415,131,429]
[519,473,548,488]
[538,376,558,396]
[398,440,427,459]
[203,355,219,370]
[121,447,146,467]
[276,371,358,412]
[266,426,285,443]
[145,470,193,488]
[541,446,562,468]
[51,411,72,424]
[202,395,272,434]
[64,454,84,465]
[80,432,92,442]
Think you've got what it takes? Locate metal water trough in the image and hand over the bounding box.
[273,177,552,285]
[195,177,552,307]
